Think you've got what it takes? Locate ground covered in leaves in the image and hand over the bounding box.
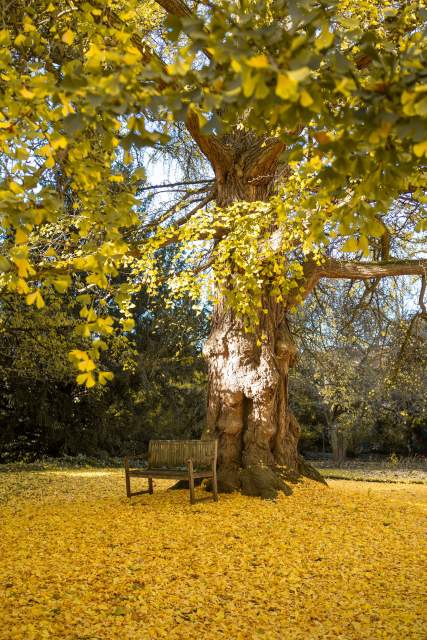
[0,469,425,639]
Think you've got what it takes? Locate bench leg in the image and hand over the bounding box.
[212,466,218,502]
[124,458,131,498]
[188,460,196,505]
[148,477,154,494]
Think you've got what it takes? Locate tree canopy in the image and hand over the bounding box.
[0,0,426,385]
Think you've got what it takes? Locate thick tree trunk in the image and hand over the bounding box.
[203,298,306,498]
[329,424,347,466]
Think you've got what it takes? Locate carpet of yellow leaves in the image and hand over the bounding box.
[0,470,426,640]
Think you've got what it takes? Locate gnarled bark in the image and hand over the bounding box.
[203,297,306,498]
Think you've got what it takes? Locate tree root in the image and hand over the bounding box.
[297,455,328,485]
[172,457,326,498]
[240,466,292,499]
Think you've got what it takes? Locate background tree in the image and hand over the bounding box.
[291,276,427,461]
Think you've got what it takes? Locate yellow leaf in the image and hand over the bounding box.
[26,290,45,309]
[78,359,96,372]
[0,30,10,46]
[335,77,356,96]
[0,256,10,272]
[316,24,334,51]
[20,88,34,100]
[99,371,114,385]
[85,374,96,388]
[86,272,108,288]
[413,140,427,157]
[14,34,26,46]
[300,90,313,107]
[62,29,75,45]
[342,237,359,252]
[86,308,97,322]
[366,219,385,238]
[122,318,135,331]
[119,10,137,20]
[76,372,96,388]
[287,67,311,83]
[15,228,28,244]
[359,235,369,256]
[53,277,71,293]
[69,349,89,362]
[16,278,30,294]
[276,73,297,100]
[14,257,35,278]
[242,71,257,98]
[246,54,269,69]
[123,46,142,65]
[308,156,322,170]
[74,255,98,271]
[9,181,23,195]
[51,135,68,150]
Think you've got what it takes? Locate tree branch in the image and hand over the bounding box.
[318,258,427,280]
[292,258,427,308]
[155,0,193,19]
[153,0,229,173]
[186,110,232,179]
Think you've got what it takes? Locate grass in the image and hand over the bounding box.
[314,457,427,484]
[0,468,426,639]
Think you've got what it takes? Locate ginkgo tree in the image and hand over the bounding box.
[0,0,426,496]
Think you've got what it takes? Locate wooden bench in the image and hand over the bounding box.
[124,439,218,504]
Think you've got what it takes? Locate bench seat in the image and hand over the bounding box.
[127,468,214,479]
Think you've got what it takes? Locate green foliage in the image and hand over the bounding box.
[0,0,425,383]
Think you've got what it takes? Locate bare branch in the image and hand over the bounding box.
[137,178,214,192]
[153,191,216,248]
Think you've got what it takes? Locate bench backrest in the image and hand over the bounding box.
[148,440,217,469]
